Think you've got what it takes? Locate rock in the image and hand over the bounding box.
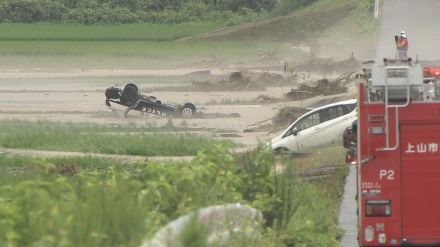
[141,204,263,247]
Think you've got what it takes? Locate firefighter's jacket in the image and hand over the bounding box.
[397,37,409,49]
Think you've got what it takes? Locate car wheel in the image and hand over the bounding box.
[181,103,196,118]
[105,87,121,99]
[120,85,138,106]
[124,83,138,93]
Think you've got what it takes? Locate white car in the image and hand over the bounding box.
[271,99,357,153]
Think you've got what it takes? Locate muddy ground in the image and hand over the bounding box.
[0,66,356,150]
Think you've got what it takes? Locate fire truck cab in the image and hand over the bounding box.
[357,58,440,246]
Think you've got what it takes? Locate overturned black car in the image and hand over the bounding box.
[105,83,196,118]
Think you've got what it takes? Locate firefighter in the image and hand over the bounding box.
[396,31,409,59]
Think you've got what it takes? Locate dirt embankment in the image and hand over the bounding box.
[180,3,356,43]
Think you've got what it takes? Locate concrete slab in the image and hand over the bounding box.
[338,165,359,247]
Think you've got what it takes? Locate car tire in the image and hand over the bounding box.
[120,85,138,106]
[124,83,138,93]
[181,103,196,119]
[105,87,121,99]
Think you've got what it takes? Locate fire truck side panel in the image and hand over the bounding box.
[355,60,440,246]
[359,95,403,246]
[359,80,440,246]
[401,123,440,245]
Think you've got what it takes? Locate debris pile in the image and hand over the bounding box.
[285,78,348,100]
[190,71,265,91]
[272,107,309,128]
[257,72,284,83]
[255,94,280,103]
[244,106,308,132]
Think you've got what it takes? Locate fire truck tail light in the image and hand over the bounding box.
[366,200,391,217]
[365,226,374,242]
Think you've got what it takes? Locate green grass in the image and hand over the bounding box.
[0,23,224,41]
[0,155,146,187]
[0,23,301,59]
[0,40,297,57]
[0,120,227,156]
[287,146,347,170]
[0,40,305,69]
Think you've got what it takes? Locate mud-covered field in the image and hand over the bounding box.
[0,2,368,156]
[0,67,356,151]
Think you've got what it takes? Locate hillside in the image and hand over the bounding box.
[181,3,356,42]
[182,0,377,59]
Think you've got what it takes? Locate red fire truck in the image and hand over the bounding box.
[356,58,440,246]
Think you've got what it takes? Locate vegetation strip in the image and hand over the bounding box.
[0,120,229,156]
[0,23,224,42]
[0,148,194,163]
[0,145,347,246]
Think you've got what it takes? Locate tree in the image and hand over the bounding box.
[109,0,139,10]
[0,0,66,22]
[217,0,275,12]
[64,0,80,8]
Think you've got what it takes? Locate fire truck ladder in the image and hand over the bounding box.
[376,66,411,152]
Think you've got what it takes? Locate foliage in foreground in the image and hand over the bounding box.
[0,145,347,247]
